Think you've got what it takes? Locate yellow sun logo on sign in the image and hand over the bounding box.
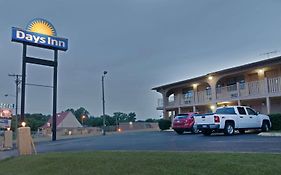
[26,18,57,36]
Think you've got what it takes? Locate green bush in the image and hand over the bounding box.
[269,114,281,130]
[158,119,171,130]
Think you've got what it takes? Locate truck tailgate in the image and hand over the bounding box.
[195,113,215,125]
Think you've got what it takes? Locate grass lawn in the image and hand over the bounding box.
[0,151,281,175]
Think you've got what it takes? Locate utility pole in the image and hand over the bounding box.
[102,71,108,135]
[8,74,22,131]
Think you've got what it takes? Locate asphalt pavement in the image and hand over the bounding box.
[1,131,281,160]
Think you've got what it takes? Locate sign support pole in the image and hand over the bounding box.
[20,44,26,123]
[52,50,58,141]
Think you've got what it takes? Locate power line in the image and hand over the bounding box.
[25,83,53,88]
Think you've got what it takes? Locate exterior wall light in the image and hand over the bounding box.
[21,122,26,127]
[208,76,213,80]
[210,105,216,111]
[192,83,198,88]
[258,69,264,74]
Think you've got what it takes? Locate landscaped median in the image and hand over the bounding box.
[0,152,281,175]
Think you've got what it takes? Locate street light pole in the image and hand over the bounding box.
[102,71,107,135]
[8,74,21,130]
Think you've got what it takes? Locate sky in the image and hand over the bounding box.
[1,0,281,120]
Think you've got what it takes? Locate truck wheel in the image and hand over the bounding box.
[224,122,234,136]
[261,122,269,132]
[175,130,184,135]
[202,129,212,136]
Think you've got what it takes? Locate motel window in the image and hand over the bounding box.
[216,85,222,93]
[183,90,193,98]
[168,94,175,102]
[239,80,245,90]
[206,87,211,96]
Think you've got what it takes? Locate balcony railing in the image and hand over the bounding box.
[268,77,281,93]
[158,76,281,108]
[157,98,163,108]
[197,90,212,104]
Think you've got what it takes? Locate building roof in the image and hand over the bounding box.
[41,111,69,129]
[152,56,281,91]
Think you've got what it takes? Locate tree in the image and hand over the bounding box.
[113,112,128,123]
[128,112,136,122]
[13,113,50,131]
[66,107,90,123]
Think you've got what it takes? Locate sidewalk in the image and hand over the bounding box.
[258,131,281,137]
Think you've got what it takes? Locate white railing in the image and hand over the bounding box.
[157,98,163,108]
[181,96,194,105]
[216,84,238,100]
[167,101,175,107]
[217,80,266,100]
[197,90,212,104]
[268,77,281,93]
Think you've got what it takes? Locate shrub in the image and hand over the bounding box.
[158,119,171,130]
[269,114,281,130]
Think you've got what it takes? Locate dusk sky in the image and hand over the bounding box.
[1,0,281,119]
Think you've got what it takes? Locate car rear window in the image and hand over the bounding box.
[175,115,188,119]
[216,107,236,114]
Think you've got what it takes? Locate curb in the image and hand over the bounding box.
[258,132,281,137]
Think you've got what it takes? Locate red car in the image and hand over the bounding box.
[172,113,198,135]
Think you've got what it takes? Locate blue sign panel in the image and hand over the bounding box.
[12,27,68,51]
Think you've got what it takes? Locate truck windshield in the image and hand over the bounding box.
[216,107,236,114]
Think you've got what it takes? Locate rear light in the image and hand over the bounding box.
[214,115,220,123]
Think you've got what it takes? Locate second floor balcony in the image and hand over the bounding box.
[159,76,281,108]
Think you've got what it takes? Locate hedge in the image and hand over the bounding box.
[269,114,281,130]
[158,119,171,130]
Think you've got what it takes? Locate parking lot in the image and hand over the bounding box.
[1,130,281,160]
[28,131,281,153]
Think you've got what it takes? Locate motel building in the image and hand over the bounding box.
[152,56,281,119]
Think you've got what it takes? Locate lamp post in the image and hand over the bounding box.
[102,71,108,135]
[8,74,21,131]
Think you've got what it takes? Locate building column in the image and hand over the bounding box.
[162,91,169,119]
[264,77,269,94]
[193,106,196,112]
[238,100,241,106]
[163,109,169,119]
[207,76,219,104]
[178,107,182,114]
[193,84,198,104]
[266,97,271,114]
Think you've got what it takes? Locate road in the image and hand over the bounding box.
[1,131,281,159]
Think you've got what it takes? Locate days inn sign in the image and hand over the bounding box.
[12,18,68,141]
[12,18,68,51]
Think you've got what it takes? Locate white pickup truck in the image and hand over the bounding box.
[195,106,271,136]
